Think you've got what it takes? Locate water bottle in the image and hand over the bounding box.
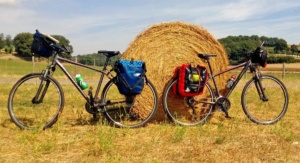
[226,74,236,89]
[75,74,88,90]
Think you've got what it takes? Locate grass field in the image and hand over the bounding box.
[1,56,300,162]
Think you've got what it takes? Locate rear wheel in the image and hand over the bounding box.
[162,79,214,126]
[8,73,64,130]
[102,78,158,128]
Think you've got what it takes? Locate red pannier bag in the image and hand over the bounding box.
[172,64,208,97]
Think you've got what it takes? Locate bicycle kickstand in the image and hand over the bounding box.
[88,87,98,121]
[221,107,232,119]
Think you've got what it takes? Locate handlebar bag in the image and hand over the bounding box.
[114,59,146,95]
[172,63,208,97]
[251,48,267,67]
[31,32,56,58]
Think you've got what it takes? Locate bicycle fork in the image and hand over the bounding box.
[254,75,268,102]
[32,70,51,104]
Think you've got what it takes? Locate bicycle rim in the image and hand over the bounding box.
[102,79,158,128]
[162,79,214,126]
[8,74,64,130]
[242,75,288,124]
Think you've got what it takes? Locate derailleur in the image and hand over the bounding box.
[184,97,197,114]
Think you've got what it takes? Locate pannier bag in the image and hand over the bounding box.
[114,59,146,95]
[31,31,58,58]
[251,47,267,67]
[172,64,208,97]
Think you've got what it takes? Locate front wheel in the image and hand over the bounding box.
[101,78,158,128]
[8,73,64,130]
[162,79,215,126]
[241,75,288,124]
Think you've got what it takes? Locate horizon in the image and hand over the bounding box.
[1,0,300,55]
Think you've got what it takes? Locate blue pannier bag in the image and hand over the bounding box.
[114,59,146,95]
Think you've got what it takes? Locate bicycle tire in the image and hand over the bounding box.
[162,79,215,126]
[241,75,288,124]
[101,78,158,128]
[8,73,64,130]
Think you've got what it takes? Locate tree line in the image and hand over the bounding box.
[218,35,300,64]
[1,31,299,65]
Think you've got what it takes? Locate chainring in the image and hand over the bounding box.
[85,102,99,114]
[215,97,231,112]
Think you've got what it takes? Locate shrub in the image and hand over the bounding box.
[267,55,300,63]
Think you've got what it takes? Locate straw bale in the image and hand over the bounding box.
[122,21,229,121]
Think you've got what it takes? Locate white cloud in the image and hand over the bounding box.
[0,0,19,5]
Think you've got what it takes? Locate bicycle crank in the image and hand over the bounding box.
[85,102,99,114]
[215,97,231,118]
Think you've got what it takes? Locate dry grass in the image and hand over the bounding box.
[1,22,300,162]
[1,74,300,162]
[263,63,300,72]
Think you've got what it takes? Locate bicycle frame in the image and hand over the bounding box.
[207,60,250,99]
[204,58,267,104]
[35,52,114,107]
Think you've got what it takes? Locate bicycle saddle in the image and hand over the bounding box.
[98,50,120,58]
[198,54,217,60]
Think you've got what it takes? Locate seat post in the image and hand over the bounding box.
[102,56,110,71]
[206,58,221,97]
[206,58,214,77]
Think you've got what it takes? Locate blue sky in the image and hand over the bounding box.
[1,0,300,55]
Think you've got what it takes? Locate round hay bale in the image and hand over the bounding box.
[122,21,229,121]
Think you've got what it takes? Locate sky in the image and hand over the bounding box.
[1,0,300,55]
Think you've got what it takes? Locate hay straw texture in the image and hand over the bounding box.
[122,21,229,121]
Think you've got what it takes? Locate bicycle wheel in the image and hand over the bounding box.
[8,73,64,130]
[101,78,158,128]
[162,79,215,126]
[241,75,288,124]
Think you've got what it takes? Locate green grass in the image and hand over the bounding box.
[0,58,109,79]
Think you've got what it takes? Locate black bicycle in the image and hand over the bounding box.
[8,30,158,129]
[162,42,289,126]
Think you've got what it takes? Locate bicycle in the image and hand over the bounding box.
[162,42,289,126]
[8,30,158,130]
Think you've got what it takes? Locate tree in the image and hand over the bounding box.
[218,35,260,62]
[13,32,33,58]
[274,39,288,54]
[6,35,12,46]
[291,44,298,54]
[4,45,13,54]
[51,35,73,59]
[0,33,5,49]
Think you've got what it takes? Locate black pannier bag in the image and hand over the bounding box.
[31,31,58,58]
[251,47,267,67]
[114,59,146,95]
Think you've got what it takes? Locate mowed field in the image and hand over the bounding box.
[0,56,300,162]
